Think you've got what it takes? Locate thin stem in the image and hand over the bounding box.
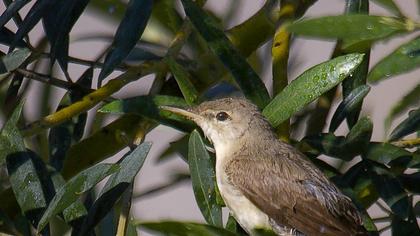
[391,137,420,148]
[373,216,391,223]
[378,224,391,234]
[15,68,77,91]
[376,201,393,215]
[116,182,134,236]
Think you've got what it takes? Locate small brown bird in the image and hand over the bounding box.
[161,98,367,236]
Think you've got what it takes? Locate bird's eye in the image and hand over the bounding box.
[216,111,229,121]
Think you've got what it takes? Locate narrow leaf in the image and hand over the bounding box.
[11,0,56,50]
[62,114,148,179]
[389,108,420,141]
[43,0,89,71]
[371,0,403,17]
[98,0,153,85]
[288,15,406,42]
[188,130,222,226]
[0,0,30,28]
[181,0,270,108]
[263,53,364,127]
[164,56,199,105]
[0,101,25,164]
[37,163,119,231]
[0,26,27,47]
[0,48,31,74]
[6,151,47,226]
[385,84,420,131]
[78,142,152,235]
[369,37,420,82]
[99,95,192,131]
[329,85,370,132]
[365,143,420,169]
[137,221,236,236]
[370,166,410,219]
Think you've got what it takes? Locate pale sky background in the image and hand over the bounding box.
[1,0,420,235]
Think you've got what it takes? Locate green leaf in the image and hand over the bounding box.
[226,3,275,57]
[6,151,47,225]
[371,0,403,17]
[78,142,152,235]
[288,15,406,42]
[49,172,88,224]
[137,221,236,236]
[164,56,199,105]
[329,85,370,132]
[368,37,420,82]
[62,114,147,179]
[0,101,25,165]
[345,117,373,151]
[391,208,420,235]
[0,48,30,75]
[263,53,364,127]
[99,95,193,131]
[188,130,222,227]
[37,163,119,231]
[180,0,270,108]
[98,0,153,85]
[365,143,420,169]
[385,84,420,131]
[389,108,420,141]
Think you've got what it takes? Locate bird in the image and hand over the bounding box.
[161,97,368,236]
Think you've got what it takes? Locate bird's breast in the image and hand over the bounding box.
[215,152,271,234]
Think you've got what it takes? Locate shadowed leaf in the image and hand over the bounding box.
[263,53,364,127]
[98,0,153,85]
[329,85,370,132]
[10,0,56,50]
[389,108,420,141]
[385,84,420,131]
[0,0,30,28]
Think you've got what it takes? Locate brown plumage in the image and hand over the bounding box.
[161,98,368,236]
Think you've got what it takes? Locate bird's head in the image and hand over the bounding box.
[161,98,274,148]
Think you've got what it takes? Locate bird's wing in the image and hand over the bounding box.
[225,156,364,236]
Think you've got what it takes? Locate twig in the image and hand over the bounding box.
[378,224,391,234]
[116,182,134,236]
[391,138,420,148]
[372,216,391,223]
[133,174,190,200]
[15,68,88,92]
[376,201,393,215]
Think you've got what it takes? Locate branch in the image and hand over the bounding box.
[15,68,92,93]
[391,137,420,148]
[21,62,163,136]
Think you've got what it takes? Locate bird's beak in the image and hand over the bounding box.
[159,105,202,121]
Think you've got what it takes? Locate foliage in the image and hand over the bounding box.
[0,0,419,235]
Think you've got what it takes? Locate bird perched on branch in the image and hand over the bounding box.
[162,98,368,236]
